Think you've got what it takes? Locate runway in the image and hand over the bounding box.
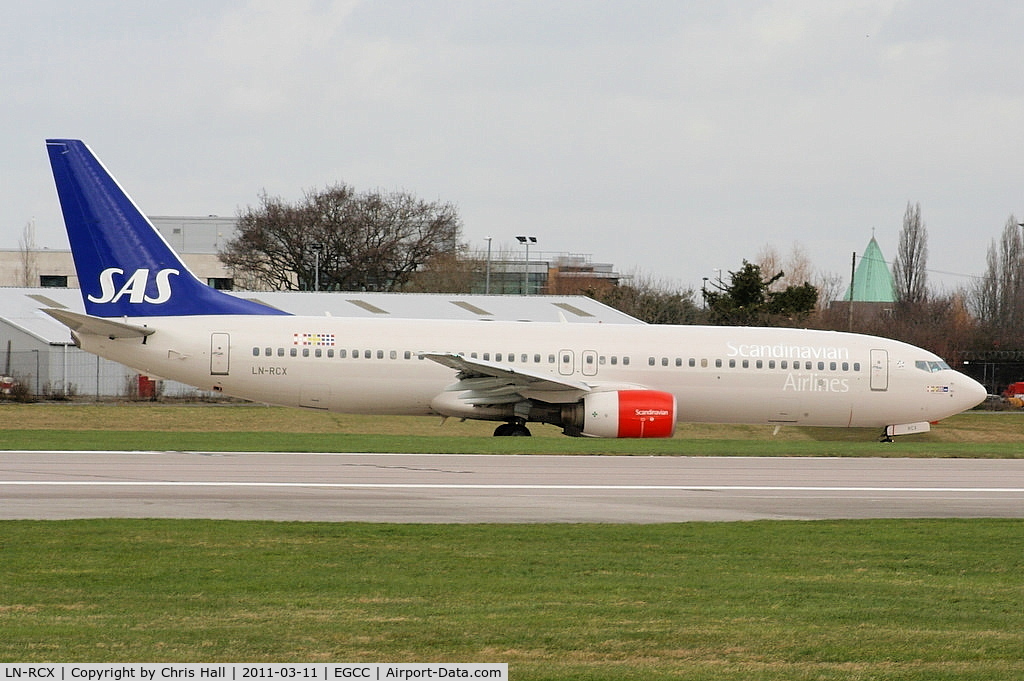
[2,450,1024,523]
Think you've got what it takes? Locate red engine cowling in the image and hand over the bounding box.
[581,390,677,438]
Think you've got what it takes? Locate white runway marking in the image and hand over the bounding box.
[3,481,1024,493]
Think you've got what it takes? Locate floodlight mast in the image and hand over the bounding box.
[516,235,537,294]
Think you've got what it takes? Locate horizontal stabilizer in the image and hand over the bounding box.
[43,308,154,339]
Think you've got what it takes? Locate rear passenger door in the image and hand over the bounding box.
[210,333,230,375]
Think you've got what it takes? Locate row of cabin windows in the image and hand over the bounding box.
[656,357,862,372]
[250,346,860,373]
[253,347,419,360]
[250,347,633,365]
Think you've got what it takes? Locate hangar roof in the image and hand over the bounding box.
[0,288,643,345]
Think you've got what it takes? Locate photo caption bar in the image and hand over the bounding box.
[0,665,507,681]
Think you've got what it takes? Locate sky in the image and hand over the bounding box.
[4,0,1024,295]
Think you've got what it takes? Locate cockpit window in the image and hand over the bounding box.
[915,360,951,373]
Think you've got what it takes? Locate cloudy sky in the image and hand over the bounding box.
[4,1,1023,294]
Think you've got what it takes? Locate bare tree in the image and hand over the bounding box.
[17,221,38,287]
[220,184,463,291]
[971,215,1024,343]
[892,202,929,305]
[813,270,844,310]
[589,271,700,325]
[756,241,833,310]
[403,249,484,293]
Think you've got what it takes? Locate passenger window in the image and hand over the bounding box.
[623,357,630,366]
[768,360,775,369]
[729,359,736,368]
[715,359,722,368]
[661,357,668,367]
[648,357,656,366]
[611,356,618,365]
[688,358,696,367]
[534,354,542,363]
[339,350,347,358]
[327,349,334,358]
[781,360,788,369]
[314,348,322,358]
[829,362,836,371]
[675,358,682,367]
[252,347,259,357]
[817,361,825,370]
[302,348,310,357]
[742,360,749,369]
[290,348,297,357]
[405,351,412,360]
[756,360,763,369]
[277,348,284,357]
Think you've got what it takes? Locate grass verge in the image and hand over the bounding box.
[1,519,1022,680]
[0,404,1022,455]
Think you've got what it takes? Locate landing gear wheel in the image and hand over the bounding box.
[494,423,532,437]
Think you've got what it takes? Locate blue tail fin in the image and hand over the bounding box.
[46,139,288,318]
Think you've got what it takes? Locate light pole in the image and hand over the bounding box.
[312,243,323,292]
[516,235,537,295]
[485,236,492,294]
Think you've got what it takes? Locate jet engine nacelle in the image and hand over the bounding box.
[581,390,677,438]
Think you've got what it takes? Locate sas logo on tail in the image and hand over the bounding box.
[89,268,180,304]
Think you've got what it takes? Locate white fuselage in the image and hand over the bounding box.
[75,315,985,430]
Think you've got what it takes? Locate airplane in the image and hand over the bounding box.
[42,138,987,439]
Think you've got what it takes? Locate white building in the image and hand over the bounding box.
[0,216,236,290]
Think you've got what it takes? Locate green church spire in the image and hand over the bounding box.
[845,236,896,302]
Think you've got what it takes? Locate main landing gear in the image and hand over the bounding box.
[494,421,532,437]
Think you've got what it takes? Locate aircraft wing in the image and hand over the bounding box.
[43,308,154,339]
[422,352,592,405]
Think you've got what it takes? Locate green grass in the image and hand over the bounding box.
[4,428,1024,457]
[1,404,1022,455]
[1,519,1023,679]
[3,404,1023,678]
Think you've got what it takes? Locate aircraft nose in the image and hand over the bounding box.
[956,373,988,412]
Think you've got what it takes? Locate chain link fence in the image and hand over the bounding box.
[2,345,217,401]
